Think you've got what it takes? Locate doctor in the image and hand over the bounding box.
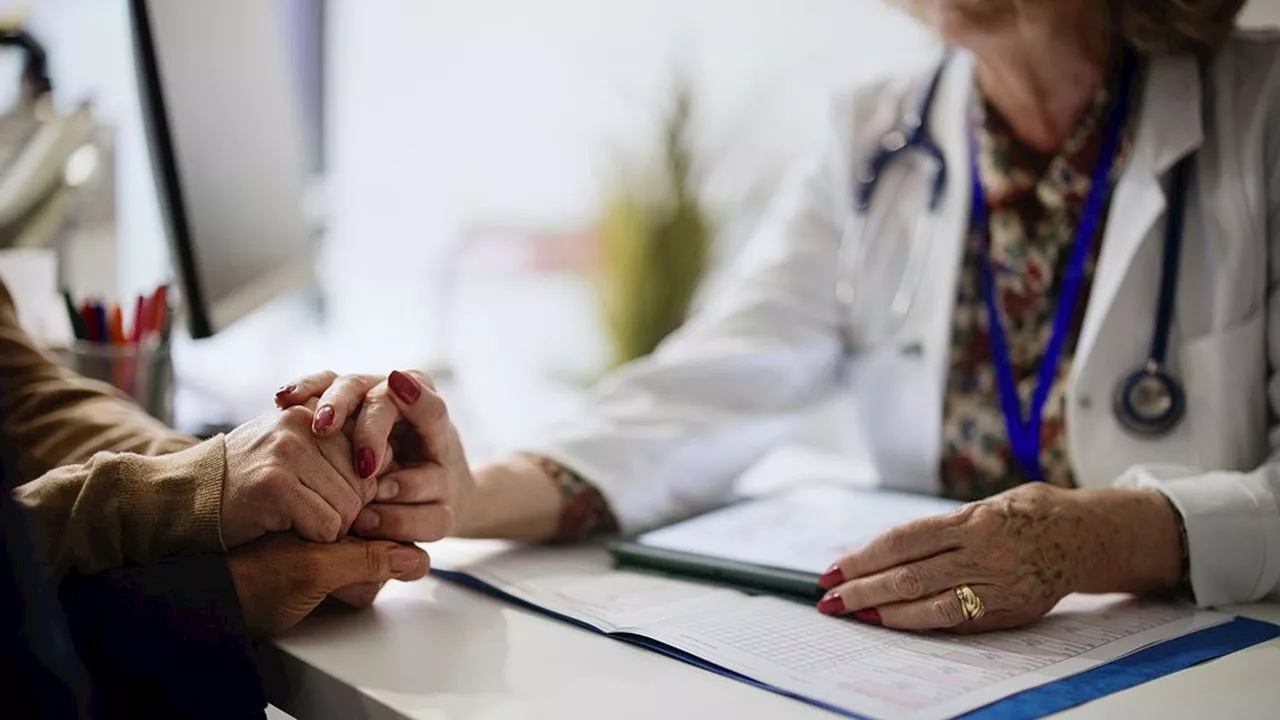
[283,0,1280,633]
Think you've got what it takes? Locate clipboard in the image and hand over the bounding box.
[608,483,961,600]
[608,539,825,601]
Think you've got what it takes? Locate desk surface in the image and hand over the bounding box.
[264,539,1280,720]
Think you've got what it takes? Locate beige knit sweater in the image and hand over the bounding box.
[0,279,226,578]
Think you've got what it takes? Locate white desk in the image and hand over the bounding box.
[262,539,1280,720]
[172,295,1280,719]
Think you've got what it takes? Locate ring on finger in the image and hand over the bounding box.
[953,584,985,621]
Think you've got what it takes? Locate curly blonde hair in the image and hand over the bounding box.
[894,0,1247,57]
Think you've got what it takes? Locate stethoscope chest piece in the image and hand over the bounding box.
[1113,363,1186,436]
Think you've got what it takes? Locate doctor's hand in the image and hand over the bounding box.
[814,484,1184,633]
[276,369,473,544]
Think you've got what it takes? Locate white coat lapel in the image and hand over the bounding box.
[850,52,975,497]
[1073,54,1204,376]
[921,52,975,394]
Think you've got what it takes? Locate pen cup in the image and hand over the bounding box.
[62,338,174,426]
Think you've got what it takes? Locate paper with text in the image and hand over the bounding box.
[638,485,962,574]
[446,545,1229,720]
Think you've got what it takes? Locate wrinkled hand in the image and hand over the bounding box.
[227,533,430,635]
[221,406,381,549]
[817,484,1089,633]
[276,369,472,543]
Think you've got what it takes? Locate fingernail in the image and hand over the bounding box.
[854,608,882,626]
[817,592,845,616]
[389,547,419,574]
[376,478,398,501]
[275,384,296,398]
[357,448,376,479]
[354,508,380,533]
[819,565,844,590]
[388,370,421,404]
[314,405,335,431]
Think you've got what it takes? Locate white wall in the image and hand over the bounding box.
[319,0,937,367]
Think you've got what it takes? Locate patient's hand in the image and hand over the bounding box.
[221,406,379,548]
[276,370,472,544]
[228,533,429,635]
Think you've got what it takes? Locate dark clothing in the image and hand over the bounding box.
[61,555,267,720]
[1,473,93,720]
[3,437,266,719]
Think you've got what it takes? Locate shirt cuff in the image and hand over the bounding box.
[525,443,654,535]
[1118,465,1280,607]
[515,453,619,542]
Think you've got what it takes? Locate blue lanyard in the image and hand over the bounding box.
[971,54,1134,482]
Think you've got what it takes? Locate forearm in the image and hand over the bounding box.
[454,456,563,540]
[455,454,619,542]
[1074,488,1183,596]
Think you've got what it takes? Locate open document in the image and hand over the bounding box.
[437,542,1274,720]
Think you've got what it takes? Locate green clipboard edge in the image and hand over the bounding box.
[607,539,826,602]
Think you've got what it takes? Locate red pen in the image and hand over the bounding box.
[131,295,146,344]
[79,302,98,343]
[150,284,169,340]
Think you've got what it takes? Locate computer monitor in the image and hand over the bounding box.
[129,0,314,338]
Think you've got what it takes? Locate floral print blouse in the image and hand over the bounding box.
[939,68,1129,501]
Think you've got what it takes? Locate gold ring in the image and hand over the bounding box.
[954,585,985,621]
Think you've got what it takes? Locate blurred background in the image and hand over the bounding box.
[2,0,1278,462]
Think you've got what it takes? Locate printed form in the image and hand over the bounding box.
[446,545,1228,720]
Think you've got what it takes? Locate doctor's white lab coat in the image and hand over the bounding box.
[533,32,1280,609]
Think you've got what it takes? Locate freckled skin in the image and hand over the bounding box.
[826,483,1182,633]
[963,486,1080,628]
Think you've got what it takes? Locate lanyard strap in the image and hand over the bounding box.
[971,52,1135,482]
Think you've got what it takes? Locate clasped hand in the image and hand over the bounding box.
[220,368,467,634]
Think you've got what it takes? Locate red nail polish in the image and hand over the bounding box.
[819,565,845,589]
[357,448,376,479]
[854,608,882,626]
[275,384,296,398]
[388,370,421,404]
[817,593,845,616]
[314,405,335,431]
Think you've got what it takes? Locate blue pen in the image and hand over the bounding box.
[92,302,108,344]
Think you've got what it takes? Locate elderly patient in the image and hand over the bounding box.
[0,277,436,718]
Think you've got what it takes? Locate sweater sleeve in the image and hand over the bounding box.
[13,438,228,579]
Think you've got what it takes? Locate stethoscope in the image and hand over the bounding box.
[834,50,1190,474]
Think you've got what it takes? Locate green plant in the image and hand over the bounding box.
[596,80,713,369]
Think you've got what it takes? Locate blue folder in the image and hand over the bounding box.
[436,569,1280,720]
